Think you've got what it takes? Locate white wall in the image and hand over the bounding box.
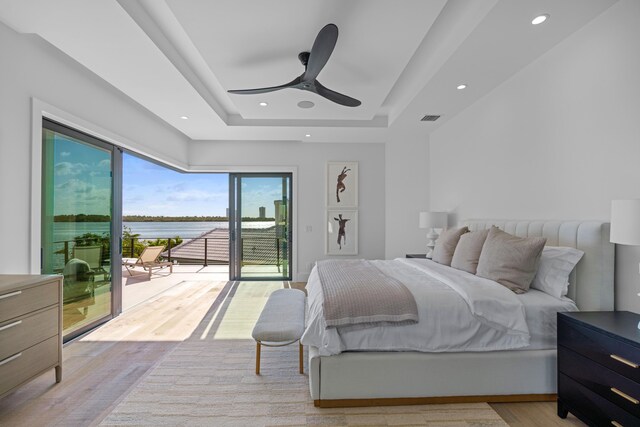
[0,22,189,274]
[385,119,430,259]
[430,0,640,313]
[188,141,385,280]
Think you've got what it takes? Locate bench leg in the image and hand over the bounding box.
[255,342,261,375]
[299,341,303,374]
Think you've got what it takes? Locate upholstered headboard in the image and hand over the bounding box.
[462,220,614,311]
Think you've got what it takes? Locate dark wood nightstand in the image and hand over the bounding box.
[557,311,640,426]
[405,254,427,259]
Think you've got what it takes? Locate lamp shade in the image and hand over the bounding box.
[419,211,448,229]
[610,199,640,245]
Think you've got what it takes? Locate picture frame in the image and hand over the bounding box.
[327,161,358,208]
[326,209,358,255]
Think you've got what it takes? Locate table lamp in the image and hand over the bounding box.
[419,211,448,259]
[610,199,640,329]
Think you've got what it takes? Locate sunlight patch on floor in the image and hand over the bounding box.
[85,280,228,342]
[210,281,283,340]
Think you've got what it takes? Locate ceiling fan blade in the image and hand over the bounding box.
[313,80,361,107]
[303,23,338,81]
[228,76,301,95]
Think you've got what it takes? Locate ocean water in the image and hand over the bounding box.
[53,221,275,242]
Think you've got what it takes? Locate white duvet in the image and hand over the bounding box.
[302,258,574,356]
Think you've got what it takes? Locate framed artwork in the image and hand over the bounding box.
[326,209,358,255]
[327,162,358,208]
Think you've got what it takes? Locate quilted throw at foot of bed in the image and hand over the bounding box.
[316,259,418,329]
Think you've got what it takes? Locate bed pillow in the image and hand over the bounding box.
[531,246,584,299]
[476,227,546,294]
[450,229,490,274]
[431,226,469,266]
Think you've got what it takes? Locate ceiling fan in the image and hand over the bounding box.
[228,23,361,107]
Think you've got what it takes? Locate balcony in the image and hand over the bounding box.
[55,231,288,336]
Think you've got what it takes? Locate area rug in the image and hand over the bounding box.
[100,281,508,426]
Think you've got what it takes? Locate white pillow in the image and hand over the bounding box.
[531,246,584,299]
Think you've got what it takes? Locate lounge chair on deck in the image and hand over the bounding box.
[122,246,173,280]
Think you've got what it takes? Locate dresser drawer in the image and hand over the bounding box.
[0,307,59,361]
[0,336,59,396]
[558,317,640,383]
[0,282,59,323]
[559,373,640,427]
[560,345,640,418]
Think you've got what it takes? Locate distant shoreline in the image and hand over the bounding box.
[54,215,275,222]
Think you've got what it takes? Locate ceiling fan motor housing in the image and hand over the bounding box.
[298,51,310,67]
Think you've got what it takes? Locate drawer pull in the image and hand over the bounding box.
[0,320,22,332]
[611,421,623,427]
[0,352,22,366]
[0,290,21,300]
[611,354,639,368]
[611,387,639,404]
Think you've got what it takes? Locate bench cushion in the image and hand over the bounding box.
[252,289,306,343]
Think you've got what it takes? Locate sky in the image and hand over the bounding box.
[51,132,112,216]
[123,154,286,217]
[50,133,286,218]
[123,154,229,216]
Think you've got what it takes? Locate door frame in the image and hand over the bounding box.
[229,172,294,281]
[30,99,299,283]
[41,118,123,340]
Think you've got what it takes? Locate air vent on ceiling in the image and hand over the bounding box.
[420,115,441,122]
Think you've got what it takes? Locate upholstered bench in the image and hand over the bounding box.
[251,288,306,375]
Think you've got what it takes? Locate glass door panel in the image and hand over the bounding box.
[42,120,115,338]
[229,174,292,280]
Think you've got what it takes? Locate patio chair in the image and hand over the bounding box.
[73,245,109,280]
[122,246,173,280]
[62,257,96,315]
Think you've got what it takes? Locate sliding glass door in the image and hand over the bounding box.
[229,173,292,280]
[42,119,122,340]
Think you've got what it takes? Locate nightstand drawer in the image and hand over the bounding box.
[559,373,640,427]
[558,317,640,383]
[560,346,640,417]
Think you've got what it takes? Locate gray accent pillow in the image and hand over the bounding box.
[451,229,490,274]
[476,227,547,293]
[431,226,469,266]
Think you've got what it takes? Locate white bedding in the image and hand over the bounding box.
[301,258,577,356]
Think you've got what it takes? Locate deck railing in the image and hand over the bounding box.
[51,234,287,270]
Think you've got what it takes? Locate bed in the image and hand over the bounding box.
[304,220,614,407]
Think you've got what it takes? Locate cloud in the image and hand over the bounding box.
[60,151,71,157]
[54,179,111,215]
[166,189,227,202]
[58,179,93,194]
[55,162,89,176]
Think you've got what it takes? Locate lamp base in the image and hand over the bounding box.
[426,229,440,259]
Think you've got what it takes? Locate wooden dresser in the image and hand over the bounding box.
[0,275,63,399]
[558,311,640,426]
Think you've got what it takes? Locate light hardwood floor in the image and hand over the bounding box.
[0,280,585,426]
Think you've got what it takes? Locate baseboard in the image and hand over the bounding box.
[314,393,557,408]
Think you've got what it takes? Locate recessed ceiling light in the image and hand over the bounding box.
[180,116,189,120]
[457,84,467,90]
[531,14,549,25]
[298,101,315,109]
[305,134,311,138]
[259,102,268,107]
